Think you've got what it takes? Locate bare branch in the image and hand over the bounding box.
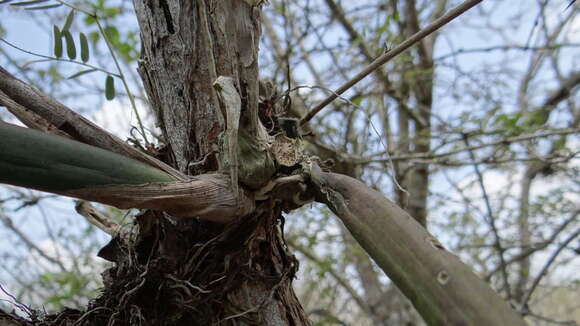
[519,227,580,311]
[0,211,66,271]
[287,238,374,318]
[352,128,580,164]
[462,134,511,298]
[300,0,483,125]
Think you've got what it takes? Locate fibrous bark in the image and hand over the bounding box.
[130,0,310,324]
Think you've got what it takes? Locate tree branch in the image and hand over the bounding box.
[300,0,483,125]
[0,65,185,180]
[307,165,527,326]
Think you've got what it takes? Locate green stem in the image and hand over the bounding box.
[0,122,173,193]
[94,18,149,145]
[56,0,150,144]
[0,37,118,77]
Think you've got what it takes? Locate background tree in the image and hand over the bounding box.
[0,0,578,325]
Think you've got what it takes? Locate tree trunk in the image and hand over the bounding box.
[75,1,309,325]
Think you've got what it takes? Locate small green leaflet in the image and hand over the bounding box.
[53,26,62,58]
[67,68,96,80]
[9,0,49,6]
[62,30,76,60]
[79,33,89,62]
[63,9,75,32]
[25,3,61,10]
[5,0,62,9]
[105,75,115,100]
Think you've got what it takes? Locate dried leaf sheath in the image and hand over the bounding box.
[65,177,254,223]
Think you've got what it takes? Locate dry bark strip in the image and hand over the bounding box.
[65,176,254,223]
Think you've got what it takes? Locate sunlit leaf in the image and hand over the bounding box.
[63,9,75,32]
[79,33,89,62]
[104,25,120,43]
[62,30,76,60]
[105,75,115,100]
[83,15,96,25]
[67,68,97,80]
[53,26,63,58]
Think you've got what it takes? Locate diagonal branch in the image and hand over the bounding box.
[0,89,70,138]
[287,238,375,318]
[0,65,185,180]
[307,164,527,326]
[323,0,428,128]
[0,211,67,271]
[300,0,483,125]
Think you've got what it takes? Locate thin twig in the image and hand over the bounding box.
[0,37,118,76]
[0,211,67,271]
[462,134,512,298]
[519,227,580,310]
[94,18,150,145]
[300,0,483,125]
[54,0,150,145]
[525,311,578,326]
[352,128,580,164]
[486,210,579,280]
[287,238,374,318]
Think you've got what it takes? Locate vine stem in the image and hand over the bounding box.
[0,37,119,77]
[94,18,149,144]
[55,0,150,144]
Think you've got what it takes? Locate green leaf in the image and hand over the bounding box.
[62,9,75,32]
[0,122,175,193]
[88,31,100,45]
[103,7,121,18]
[105,75,115,100]
[83,15,96,25]
[10,0,49,6]
[62,30,76,60]
[79,33,89,62]
[104,25,120,43]
[24,3,61,10]
[0,0,16,4]
[67,68,97,79]
[352,96,363,107]
[53,26,62,58]
[553,137,567,151]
